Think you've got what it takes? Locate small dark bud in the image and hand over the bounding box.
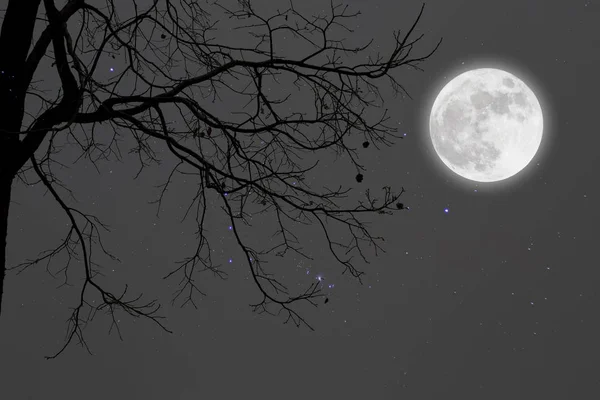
[161,33,166,39]
[356,173,363,183]
[396,202,404,209]
[362,141,369,148]
[324,298,329,304]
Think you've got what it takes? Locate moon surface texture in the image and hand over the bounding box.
[429,68,543,183]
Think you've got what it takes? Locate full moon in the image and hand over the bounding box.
[429,68,544,182]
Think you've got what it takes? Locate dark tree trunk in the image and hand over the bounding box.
[0,0,43,316]
[0,177,13,316]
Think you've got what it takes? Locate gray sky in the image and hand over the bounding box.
[1,0,599,399]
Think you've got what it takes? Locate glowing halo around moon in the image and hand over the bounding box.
[421,62,552,191]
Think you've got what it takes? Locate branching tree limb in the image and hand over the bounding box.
[0,0,441,358]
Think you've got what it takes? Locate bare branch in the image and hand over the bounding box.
[1,0,441,357]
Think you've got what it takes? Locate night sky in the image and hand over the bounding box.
[1,0,599,398]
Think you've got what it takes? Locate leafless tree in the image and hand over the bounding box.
[0,0,441,358]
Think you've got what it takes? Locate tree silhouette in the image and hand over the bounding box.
[0,0,441,358]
